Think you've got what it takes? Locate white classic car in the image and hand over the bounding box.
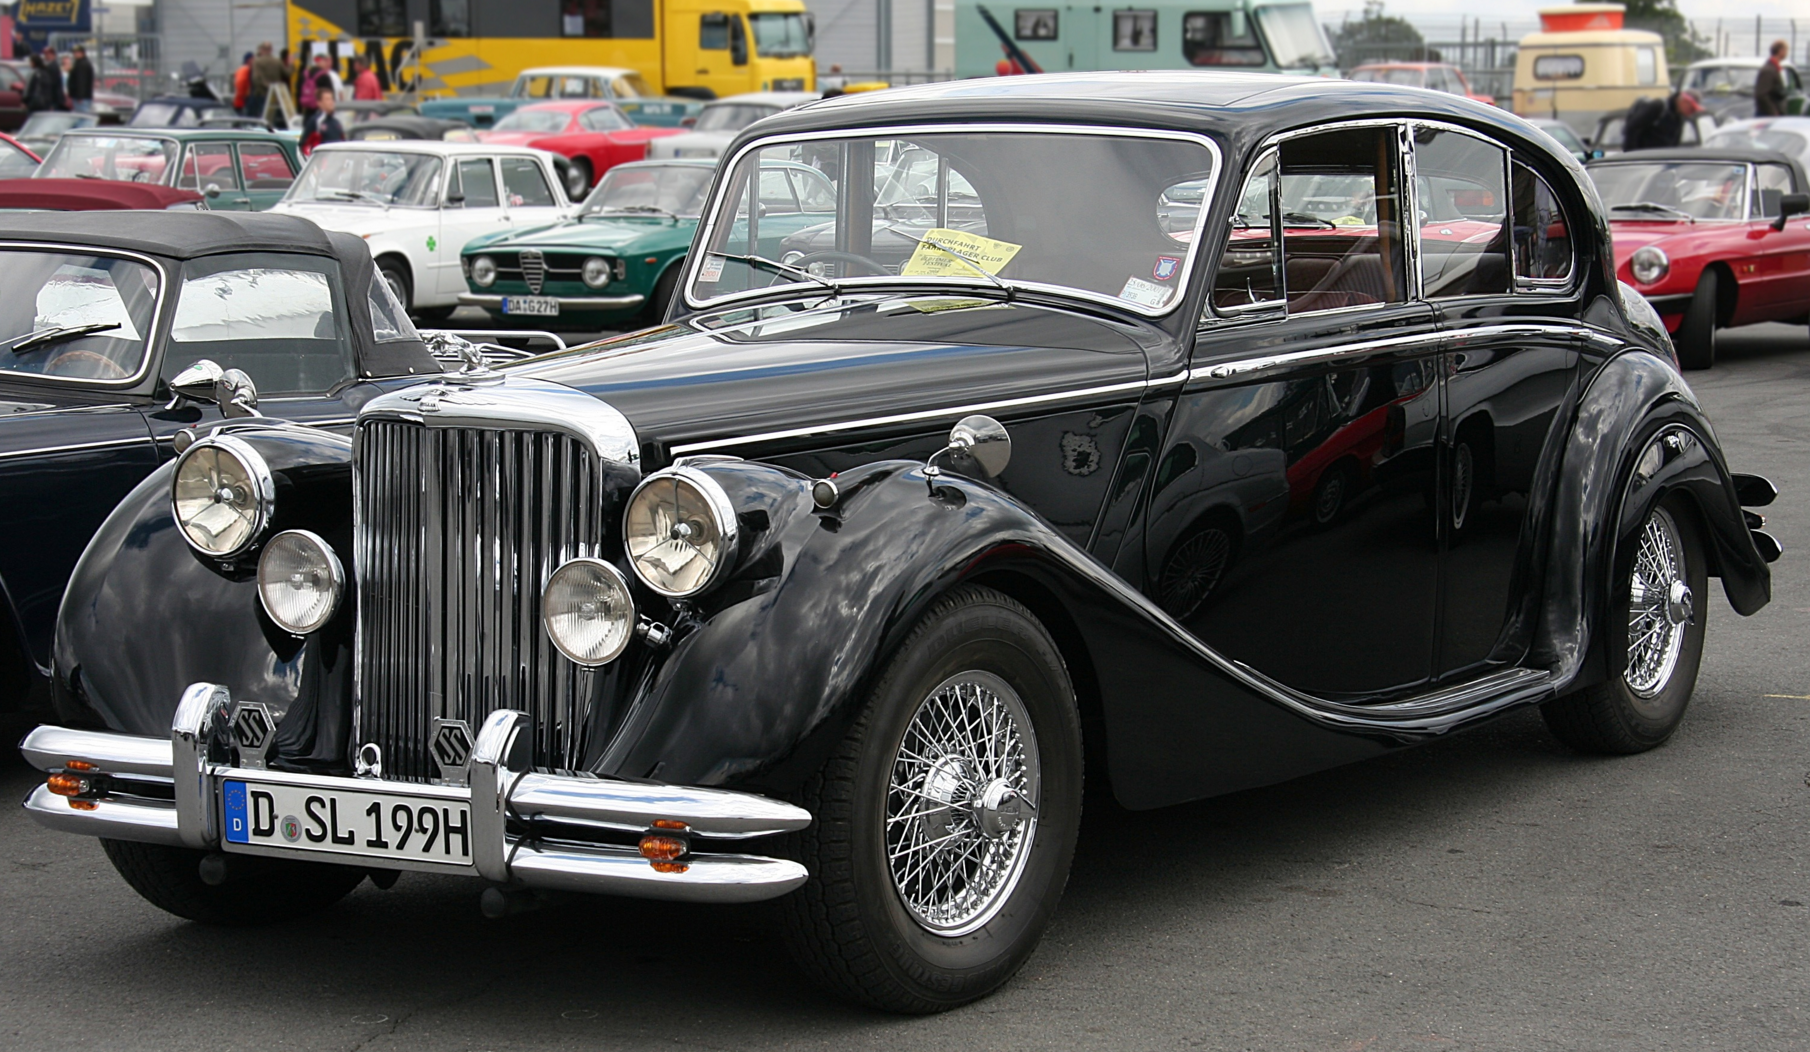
[270,141,571,320]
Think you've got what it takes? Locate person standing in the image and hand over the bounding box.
[232,52,253,115]
[67,45,94,113]
[313,93,346,149]
[25,51,65,113]
[351,56,382,100]
[249,43,284,121]
[298,53,336,146]
[1755,40,1791,117]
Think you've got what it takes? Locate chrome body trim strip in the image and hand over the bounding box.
[457,293,647,311]
[0,436,150,462]
[1189,323,1618,383]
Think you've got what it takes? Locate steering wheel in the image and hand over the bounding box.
[46,350,129,379]
[785,250,890,282]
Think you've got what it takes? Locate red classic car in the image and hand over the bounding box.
[0,177,204,210]
[1589,147,1810,368]
[476,100,682,200]
[1349,63,1495,106]
[0,131,40,177]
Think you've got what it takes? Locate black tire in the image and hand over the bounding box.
[643,262,682,326]
[1675,269,1718,370]
[1156,519,1236,620]
[414,306,456,326]
[378,257,416,314]
[1311,460,1354,527]
[101,839,366,926]
[564,158,593,201]
[777,585,1083,1014]
[1542,494,1708,754]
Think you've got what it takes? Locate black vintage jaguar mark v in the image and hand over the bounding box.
[21,73,1781,1012]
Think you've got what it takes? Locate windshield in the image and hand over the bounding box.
[492,108,571,134]
[0,250,159,382]
[284,150,445,206]
[750,13,812,58]
[1536,122,1586,155]
[695,104,780,133]
[584,164,715,218]
[693,131,1217,314]
[36,134,178,184]
[20,112,90,137]
[1350,67,1425,87]
[1708,126,1808,162]
[1589,162,1749,220]
[1257,4,1336,69]
[1686,65,1757,95]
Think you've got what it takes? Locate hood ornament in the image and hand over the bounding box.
[419,331,501,381]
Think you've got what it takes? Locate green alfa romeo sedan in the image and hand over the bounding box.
[459,157,835,329]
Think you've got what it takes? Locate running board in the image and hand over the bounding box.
[1230,664,1555,738]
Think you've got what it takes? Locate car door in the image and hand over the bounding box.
[236,140,298,210]
[179,141,250,209]
[497,153,565,229]
[438,156,508,295]
[1164,122,1444,699]
[1415,124,1583,679]
[1743,161,1810,320]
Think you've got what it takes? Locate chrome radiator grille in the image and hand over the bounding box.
[519,249,545,294]
[355,420,604,781]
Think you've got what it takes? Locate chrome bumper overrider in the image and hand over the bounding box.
[20,683,810,904]
[456,293,646,311]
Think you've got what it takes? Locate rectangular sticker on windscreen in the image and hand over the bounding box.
[1118,275,1173,309]
[698,255,725,283]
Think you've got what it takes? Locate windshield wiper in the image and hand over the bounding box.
[1610,201,1694,221]
[707,250,842,296]
[3,322,121,353]
[1281,211,1339,229]
[323,188,391,209]
[596,204,681,220]
[878,226,1015,299]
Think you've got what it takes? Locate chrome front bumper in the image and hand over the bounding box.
[456,293,646,312]
[20,683,810,904]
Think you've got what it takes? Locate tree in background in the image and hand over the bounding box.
[1331,2,1439,71]
[1587,0,1711,68]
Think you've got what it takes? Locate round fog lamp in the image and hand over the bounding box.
[257,530,344,635]
[470,255,497,287]
[623,468,739,598]
[1630,245,1669,286]
[542,558,635,666]
[171,437,272,557]
[582,256,613,288]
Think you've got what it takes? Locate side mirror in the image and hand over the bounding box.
[925,414,1012,487]
[168,359,223,405]
[1773,192,1810,231]
[167,358,260,417]
[680,115,697,127]
[203,182,221,198]
[446,190,465,205]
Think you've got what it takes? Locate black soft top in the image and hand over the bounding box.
[0,210,337,261]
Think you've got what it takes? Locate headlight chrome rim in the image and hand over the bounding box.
[541,557,636,666]
[170,434,274,559]
[622,466,740,599]
[257,529,345,635]
[471,255,497,287]
[1631,245,1670,286]
[582,256,613,288]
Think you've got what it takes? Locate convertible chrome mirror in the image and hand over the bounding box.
[925,414,1012,488]
[166,358,259,417]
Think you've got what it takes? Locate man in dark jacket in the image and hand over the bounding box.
[1624,90,1704,151]
[24,53,64,113]
[67,45,94,113]
[1755,41,1791,117]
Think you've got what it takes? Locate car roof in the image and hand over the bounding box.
[0,209,339,260]
[1352,62,1449,70]
[513,99,623,112]
[312,140,553,158]
[1713,117,1810,132]
[138,96,232,108]
[518,66,636,78]
[60,126,290,143]
[1688,57,1797,69]
[711,91,821,107]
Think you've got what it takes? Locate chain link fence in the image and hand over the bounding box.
[46,33,165,105]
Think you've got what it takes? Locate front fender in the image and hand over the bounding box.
[52,424,356,772]
[1535,349,1772,689]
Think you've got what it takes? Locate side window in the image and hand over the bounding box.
[1755,164,1795,218]
[452,158,499,207]
[1113,10,1156,51]
[238,143,295,188]
[700,12,730,48]
[368,271,420,344]
[1014,10,1058,40]
[1210,150,1282,312]
[578,106,629,132]
[759,168,799,213]
[521,75,554,98]
[1412,126,1510,298]
[1511,162,1573,285]
[1275,125,1409,312]
[499,156,557,207]
[1636,48,1657,86]
[179,143,240,190]
[1182,12,1266,67]
[789,168,836,212]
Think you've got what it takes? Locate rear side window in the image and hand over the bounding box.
[166,253,351,396]
[1755,164,1796,218]
[179,143,240,190]
[1511,162,1573,285]
[452,158,499,207]
[499,156,556,207]
[1274,125,1409,311]
[578,106,629,132]
[238,142,295,188]
[1413,126,1510,298]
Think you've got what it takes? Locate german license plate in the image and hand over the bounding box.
[221,779,472,867]
[503,295,559,317]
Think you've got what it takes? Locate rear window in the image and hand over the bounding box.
[165,253,351,396]
[500,156,557,207]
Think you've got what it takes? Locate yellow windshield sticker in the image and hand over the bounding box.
[900,229,1023,278]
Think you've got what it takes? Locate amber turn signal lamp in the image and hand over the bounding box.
[46,773,91,797]
[64,760,97,771]
[650,861,689,874]
[68,799,98,811]
[638,835,687,862]
[651,819,687,830]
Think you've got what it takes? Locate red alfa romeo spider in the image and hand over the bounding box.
[476,100,683,200]
[1589,147,1810,368]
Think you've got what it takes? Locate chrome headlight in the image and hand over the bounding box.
[1631,245,1670,285]
[257,530,344,635]
[542,558,636,665]
[582,255,613,288]
[622,466,739,598]
[171,436,273,557]
[470,255,497,287]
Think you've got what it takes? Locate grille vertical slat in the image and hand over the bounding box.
[355,420,603,781]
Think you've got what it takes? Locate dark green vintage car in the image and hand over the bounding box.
[458,157,835,328]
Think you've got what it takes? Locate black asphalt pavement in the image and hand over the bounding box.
[2,325,1807,1052]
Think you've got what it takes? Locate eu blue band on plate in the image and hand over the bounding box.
[223,779,249,843]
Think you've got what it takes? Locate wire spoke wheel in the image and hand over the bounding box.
[1158,526,1231,618]
[1624,505,1692,702]
[885,670,1041,936]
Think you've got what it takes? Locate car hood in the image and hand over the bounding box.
[507,293,1158,458]
[268,201,435,238]
[465,215,693,254]
[1606,220,1697,262]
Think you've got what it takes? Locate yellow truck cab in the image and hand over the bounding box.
[285,0,814,106]
[1513,4,1668,139]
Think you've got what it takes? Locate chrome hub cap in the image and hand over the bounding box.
[885,670,1041,936]
[1625,507,1689,701]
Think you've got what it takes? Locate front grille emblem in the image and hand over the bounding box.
[432,719,475,786]
[230,701,275,770]
[520,249,545,294]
